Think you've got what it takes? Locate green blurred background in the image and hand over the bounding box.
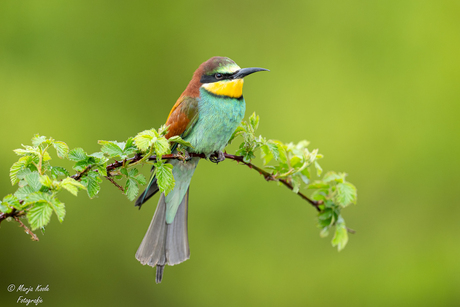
[1,1,459,306]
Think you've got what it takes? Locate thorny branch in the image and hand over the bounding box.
[2,151,323,234]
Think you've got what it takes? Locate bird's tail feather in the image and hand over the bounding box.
[135,175,159,209]
[135,189,190,283]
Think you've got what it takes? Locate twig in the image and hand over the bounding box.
[14,215,39,241]
[0,208,25,224]
[104,176,124,192]
[2,151,323,227]
[223,153,322,211]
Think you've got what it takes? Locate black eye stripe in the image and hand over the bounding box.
[200,73,233,83]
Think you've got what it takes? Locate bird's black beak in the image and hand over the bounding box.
[232,67,269,79]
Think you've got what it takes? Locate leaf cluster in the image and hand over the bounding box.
[2,114,357,252]
[2,129,190,231]
[230,113,357,251]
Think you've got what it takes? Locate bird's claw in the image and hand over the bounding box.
[209,151,226,164]
[177,148,191,162]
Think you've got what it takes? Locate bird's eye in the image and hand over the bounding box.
[215,73,223,80]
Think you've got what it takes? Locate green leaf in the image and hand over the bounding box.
[332,218,349,251]
[68,148,87,162]
[61,177,86,196]
[53,141,69,158]
[291,175,302,194]
[2,194,21,210]
[125,178,139,201]
[290,155,302,168]
[27,203,53,230]
[50,166,70,179]
[0,201,12,214]
[123,137,138,155]
[167,136,193,148]
[10,158,27,185]
[335,182,357,208]
[307,181,330,189]
[100,142,124,158]
[320,227,330,238]
[50,199,65,223]
[24,171,42,192]
[314,161,323,176]
[322,171,345,183]
[133,173,147,185]
[14,185,35,200]
[73,159,92,172]
[133,129,158,152]
[39,175,53,188]
[154,137,171,157]
[96,163,108,177]
[249,112,260,130]
[228,126,245,144]
[155,162,174,196]
[32,135,47,147]
[80,172,102,198]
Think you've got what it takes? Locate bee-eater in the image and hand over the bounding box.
[135,56,268,283]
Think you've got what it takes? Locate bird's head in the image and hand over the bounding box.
[185,57,269,99]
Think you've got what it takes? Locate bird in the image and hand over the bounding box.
[134,56,268,283]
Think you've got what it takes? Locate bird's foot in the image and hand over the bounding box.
[209,151,226,164]
[177,148,191,162]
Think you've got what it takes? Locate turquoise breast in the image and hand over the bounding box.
[185,88,245,156]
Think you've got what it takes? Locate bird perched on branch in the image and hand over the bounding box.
[135,56,268,283]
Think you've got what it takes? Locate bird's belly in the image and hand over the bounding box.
[185,95,245,155]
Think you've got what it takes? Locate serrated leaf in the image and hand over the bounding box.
[307,181,330,189]
[155,162,174,196]
[0,201,12,214]
[68,148,87,162]
[167,136,193,148]
[14,145,40,156]
[123,137,138,155]
[311,189,328,201]
[2,194,21,210]
[335,182,357,208]
[24,172,42,192]
[80,172,102,198]
[73,159,92,172]
[25,191,52,203]
[290,155,302,168]
[154,137,170,157]
[134,173,147,185]
[322,171,344,183]
[96,163,108,177]
[228,126,246,144]
[10,159,27,185]
[100,142,124,158]
[260,144,273,165]
[50,199,65,223]
[50,166,70,179]
[249,112,259,130]
[27,203,53,230]
[320,227,330,238]
[314,161,323,176]
[291,175,302,194]
[32,135,47,147]
[125,178,139,201]
[61,177,86,196]
[133,129,158,152]
[39,175,53,188]
[332,219,348,251]
[53,141,69,158]
[14,185,35,200]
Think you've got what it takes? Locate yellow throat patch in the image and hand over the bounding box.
[202,79,244,98]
